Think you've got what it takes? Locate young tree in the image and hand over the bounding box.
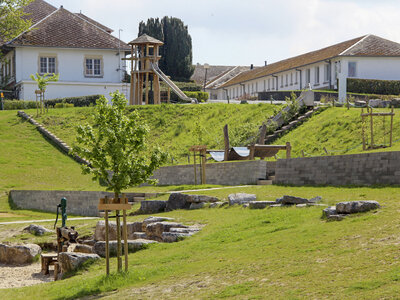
[72,91,167,200]
[138,16,194,81]
[30,72,59,114]
[0,0,33,42]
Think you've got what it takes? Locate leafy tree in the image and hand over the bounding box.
[72,91,167,200]
[138,16,194,81]
[0,0,33,42]
[30,72,59,92]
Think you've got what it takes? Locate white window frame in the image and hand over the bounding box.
[315,66,320,84]
[290,73,293,85]
[306,69,311,84]
[285,74,288,86]
[324,64,330,83]
[39,56,56,74]
[85,56,103,78]
[348,62,357,78]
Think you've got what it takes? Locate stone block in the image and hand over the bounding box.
[0,243,42,265]
[93,239,157,257]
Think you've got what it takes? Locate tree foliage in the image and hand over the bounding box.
[138,16,194,81]
[30,72,59,91]
[72,92,167,196]
[0,0,33,42]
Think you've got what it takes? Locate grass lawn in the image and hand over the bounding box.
[1,185,400,299]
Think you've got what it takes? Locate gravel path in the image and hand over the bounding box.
[0,262,53,289]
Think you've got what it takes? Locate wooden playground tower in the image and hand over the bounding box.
[126,34,163,105]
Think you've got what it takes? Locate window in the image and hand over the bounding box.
[315,66,320,84]
[268,78,270,90]
[295,72,298,84]
[256,82,258,93]
[85,58,102,77]
[305,69,311,85]
[280,76,283,87]
[348,62,356,77]
[324,64,330,82]
[285,74,288,86]
[263,80,266,91]
[290,73,293,85]
[39,57,56,74]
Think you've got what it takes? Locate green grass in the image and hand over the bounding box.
[32,103,277,164]
[274,106,400,158]
[1,185,400,299]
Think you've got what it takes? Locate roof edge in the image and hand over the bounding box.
[339,34,370,56]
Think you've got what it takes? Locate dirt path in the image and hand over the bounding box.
[0,262,53,289]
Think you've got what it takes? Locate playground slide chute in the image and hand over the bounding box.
[150,63,196,103]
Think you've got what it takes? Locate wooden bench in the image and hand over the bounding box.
[41,253,58,275]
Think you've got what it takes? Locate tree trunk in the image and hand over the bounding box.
[115,192,122,272]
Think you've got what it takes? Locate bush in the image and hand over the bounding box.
[3,100,37,110]
[347,78,400,95]
[46,95,101,107]
[54,102,74,108]
[183,91,209,102]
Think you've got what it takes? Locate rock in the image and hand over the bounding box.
[189,202,207,210]
[145,222,187,240]
[322,206,337,218]
[228,193,256,205]
[166,193,192,211]
[391,98,400,108]
[275,197,283,204]
[58,252,100,273]
[81,239,96,246]
[93,239,157,257]
[336,201,380,214]
[354,100,367,107]
[309,196,322,203]
[209,202,226,208]
[72,244,94,254]
[127,222,143,236]
[249,201,277,209]
[132,232,148,239]
[281,195,309,205]
[186,195,219,203]
[162,232,191,243]
[141,216,175,231]
[95,221,144,241]
[242,203,249,208]
[369,99,383,108]
[169,226,200,234]
[270,204,284,207]
[0,243,42,265]
[139,200,167,214]
[327,214,345,221]
[307,203,328,207]
[296,204,308,208]
[23,224,53,236]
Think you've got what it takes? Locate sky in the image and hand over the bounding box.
[47,0,400,67]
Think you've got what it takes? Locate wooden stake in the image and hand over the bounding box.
[201,149,206,184]
[223,124,230,161]
[122,194,128,272]
[390,106,394,147]
[370,107,374,148]
[104,196,110,275]
[193,152,197,185]
[258,124,267,145]
[286,142,291,159]
[361,108,366,151]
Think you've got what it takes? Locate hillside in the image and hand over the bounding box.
[34,103,276,164]
[273,107,400,158]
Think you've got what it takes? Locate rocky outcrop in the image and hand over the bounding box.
[23,224,53,236]
[145,222,187,240]
[93,239,158,257]
[0,243,42,265]
[336,201,380,214]
[228,193,256,205]
[249,201,277,209]
[139,200,167,214]
[58,252,100,273]
[165,193,192,211]
[68,244,94,254]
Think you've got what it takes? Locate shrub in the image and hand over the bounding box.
[183,91,209,102]
[347,78,400,95]
[3,100,37,110]
[46,95,101,107]
[54,102,74,108]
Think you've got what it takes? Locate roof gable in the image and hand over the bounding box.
[23,0,57,24]
[75,12,113,34]
[129,34,163,45]
[341,34,400,56]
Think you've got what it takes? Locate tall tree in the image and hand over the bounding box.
[0,0,33,42]
[138,16,194,81]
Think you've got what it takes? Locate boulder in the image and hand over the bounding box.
[322,206,337,218]
[81,239,96,246]
[95,221,144,241]
[249,201,277,209]
[228,193,256,205]
[369,99,383,108]
[186,195,219,203]
[169,226,200,234]
[132,232,148,240]
[127,222,143,237]
[93,239,157,257]
[327,214,345,221]
[145,222,187,240]
[23,224,53,236]
[391,98,400,108]
[189,202,207,210]
[166,193,192,211]
[336,201,380,214]
[139,200,167,214]
[71,244,94,254]
[242,203,250,208]
[141,216,175,231]
[0,243,41,265]
[58,252,100,273]
[209,202,226,208]
[162,232,191,243]
[281,195,309,205]
[309,196,322,203]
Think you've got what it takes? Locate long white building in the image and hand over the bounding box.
[216,35,400,102]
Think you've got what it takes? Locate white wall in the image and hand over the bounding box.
[346,56,400,80]
[15,46,125,83]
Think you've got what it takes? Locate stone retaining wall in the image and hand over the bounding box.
[274,151,400,186]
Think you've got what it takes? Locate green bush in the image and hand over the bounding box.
[3,100,37,110]
[183,91,209,102]
[46,95,101,107]
[347,78,400,95]
[54,102,74,108]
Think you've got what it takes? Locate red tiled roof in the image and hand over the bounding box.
[341,34,400,56]
[75,12,113,34]
[23,0,57,24]
[8,6,129,50]
[221,35,368,88]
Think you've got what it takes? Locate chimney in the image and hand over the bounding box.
[265,61,267,66]
[250,64,254,70]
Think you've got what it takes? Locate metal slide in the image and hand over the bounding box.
[150,62,195,103]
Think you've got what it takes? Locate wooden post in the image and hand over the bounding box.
[201,148,206,184]
[286,142,291,159]
[390,106,394,147]
[167,87,170,103]
[145,72,149,105]
[249,144,255,160]
[193,151,197,185]
[130,45,134,105]
[258,124,267,145]
[154,74,160,104]
[370,107,374,148]
[223,124,230,161]
[301,150,305,157]
[104,196,110,275]
[122,194,128,272]
[361,108,366,150]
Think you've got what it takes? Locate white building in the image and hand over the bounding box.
[216,35,400,102]
[0,0,129,100]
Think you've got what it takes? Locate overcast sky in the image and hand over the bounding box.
[47,0,400,67]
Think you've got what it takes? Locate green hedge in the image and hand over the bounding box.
[183,91,209,102]
[3,100,37,110]
[347,78,400,95]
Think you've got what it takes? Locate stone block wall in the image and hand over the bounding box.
[152,160,270,186]
[274,151,400,186]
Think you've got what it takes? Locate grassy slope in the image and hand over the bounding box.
[274,107,400,158]
[33,103,276,164]
[1,185,400,299]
